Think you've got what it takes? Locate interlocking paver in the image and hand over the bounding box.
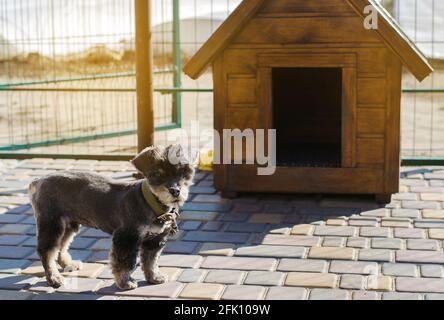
[258,234,321,247]
[225,222,266,233]
[339,275,365,290]
[396,277,444,293]
[382,263,418,277]
[421,265,444,278]
[371,238,403,250]
[0,245,34,259]
[180,211,219,221]
[0,274,37,290]
[352,291,379,300]
[396,250,444,264]
[394,227,426,239]
[265,287,307,300]
[277,259,328,273]
[179,221,202,231]
[415,219,444,229]
[201,256,276,271]
[0,289,34,300]
[56,277,103,294]
[358,249,393,262]
[407,239,439,251]
[179,283,224,300]
[0,258,31,274]
[290,224,314,235]
[308,247,356,260]
[204,270,245,285]
[425,294,444,300]
[360,227,390,238]
[158,254,203,268]
[183,231,249,244]
[221,285,266,300]
[198,243,236,256]
[164,241,199,254]
[314,226,356,237]
[98,280,183,298]
[285,272,338,288]
[235,245,306,259]
[0,223,33,235]
[346,237,369,248]
[248,214,284,224]
[422,210,444,219]
[402,201,439,210]
[309,288,349,300]
[201,221,224,231]
[382,292,421,300]
[367,275,393,291]
[244,271,285,286]
[0,234,28,246]
[177,269,207,283]
[330,261,378,275]
[381,218,412,228]
[391,209,420,218]
[322,237,346,247]
[429,229,444,239]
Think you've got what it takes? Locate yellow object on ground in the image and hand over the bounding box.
[198,149,213,172]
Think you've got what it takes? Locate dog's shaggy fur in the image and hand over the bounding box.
[29,145,195,289]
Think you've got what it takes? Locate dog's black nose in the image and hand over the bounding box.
[168,187,180,198]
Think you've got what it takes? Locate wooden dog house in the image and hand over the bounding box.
[183,0,433,202]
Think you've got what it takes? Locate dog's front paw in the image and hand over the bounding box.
[116,279,138,291]
[47,273,65,288]
[63,261,83,272]
[146,272,168,285]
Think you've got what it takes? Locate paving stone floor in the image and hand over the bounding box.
[0,158,444,300]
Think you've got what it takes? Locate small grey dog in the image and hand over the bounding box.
[29,145,195,290]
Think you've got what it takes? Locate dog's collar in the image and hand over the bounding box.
[141,180,171,217]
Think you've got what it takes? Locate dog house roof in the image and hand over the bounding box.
[183,0,433,81]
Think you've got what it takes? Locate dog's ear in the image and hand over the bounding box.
[166,144,188,165]
[131,146,166,176]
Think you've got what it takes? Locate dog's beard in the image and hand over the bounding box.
[149,184,189,207]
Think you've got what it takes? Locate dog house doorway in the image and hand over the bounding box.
[272,67,343,167]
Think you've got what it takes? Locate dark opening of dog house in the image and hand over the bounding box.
[272,68,342,167]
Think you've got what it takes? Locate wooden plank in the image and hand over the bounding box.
[258,53,357,68]
[226,107,259,130]
[212,54,226,191]
[234,17,381,44]
[357,48,387,76]
[384,52,402,194]
[183,0,266,79]
[342,67,357,168]
[227,76,257,104]
[357,78,386,104]
[357,138,385,164]
[346,0,433,81]
[230,166,384,194]
[224,50,257,74]
[357,108,386,135]
[260,0,354,14]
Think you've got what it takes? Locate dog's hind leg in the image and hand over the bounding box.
[140,234,168,284]
[110,227,140,290]
[58,222,82,272]
[36,214,66,288]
